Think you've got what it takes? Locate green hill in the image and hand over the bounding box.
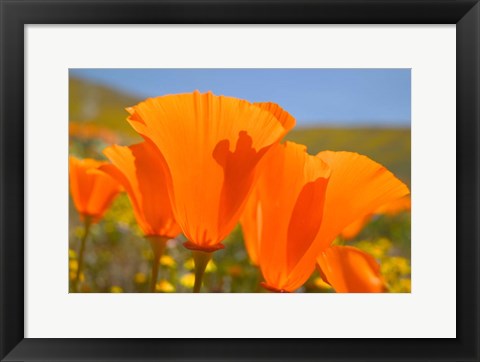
[69,76,142,140]
[285,128,410,185]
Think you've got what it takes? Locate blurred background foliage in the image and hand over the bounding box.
[69,76,411,293]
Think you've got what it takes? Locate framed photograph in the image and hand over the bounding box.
[1,0,478,361]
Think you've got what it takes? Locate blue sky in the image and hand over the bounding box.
[70,69,411,127]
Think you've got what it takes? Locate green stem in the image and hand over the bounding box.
[73,217,91,292]
[192,250,212,293]
[147,235,168,293]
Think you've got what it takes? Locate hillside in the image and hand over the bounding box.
[285,128,410,185]
[69,76,142,140]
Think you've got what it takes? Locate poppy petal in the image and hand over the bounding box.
[240,187,262,265]
[253,102,296,131]
[101,142,181,238]
[317,246,385,293]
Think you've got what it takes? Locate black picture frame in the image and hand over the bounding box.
[1,1,479,361]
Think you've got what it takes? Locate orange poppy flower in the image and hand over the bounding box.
[317,246,385,293]
[99,142,182,292]
[69,156,122,223]
[240,141,331,292]
[100,142,181,238]
[340,195,411,240]
[126,91,295,252]
[242,150,409,292]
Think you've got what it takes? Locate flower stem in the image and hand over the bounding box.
[192,250,212,293]
[147,235,168,293]
[73,217,91,292]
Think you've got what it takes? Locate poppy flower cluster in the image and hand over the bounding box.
[69,91,410,293]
